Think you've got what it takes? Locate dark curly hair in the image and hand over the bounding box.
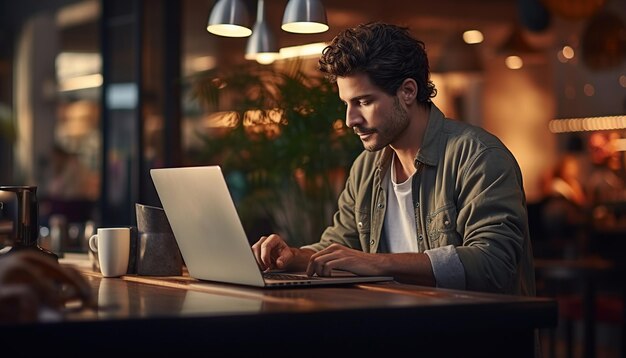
[319,22,437,104]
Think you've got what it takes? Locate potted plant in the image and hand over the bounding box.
[189,61,361,246]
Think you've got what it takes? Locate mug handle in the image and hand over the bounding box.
[88,235,98,253]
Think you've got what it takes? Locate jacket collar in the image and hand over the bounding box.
[375,102,445,171]
[415,102,445,167]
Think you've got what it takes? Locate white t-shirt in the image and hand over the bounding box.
[383,155,418,253]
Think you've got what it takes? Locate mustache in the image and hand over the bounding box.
[353,126,376,135]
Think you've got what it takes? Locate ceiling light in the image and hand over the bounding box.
[245,0,279,64]
[207,0,252,37]
[281,0,329,34]
[462,30,484,44]
[505,55,524,69]
[207,0,329,60]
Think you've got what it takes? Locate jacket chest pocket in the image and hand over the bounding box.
[426,203,461,247]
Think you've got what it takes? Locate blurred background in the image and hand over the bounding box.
[0,1,624,356]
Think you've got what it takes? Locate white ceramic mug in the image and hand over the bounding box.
[89,228,131,277]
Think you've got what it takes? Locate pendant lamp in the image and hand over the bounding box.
[207,0,252,37]
[246,0,279,64]
[281,0,329,34]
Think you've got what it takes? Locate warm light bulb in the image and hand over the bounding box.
[463,30,483,44]
[255,53,277,65]
[505,55,523,69]
[245,52,277,65]
[281,22,328,34]
[206,24,252,37]
[562,46,575,59]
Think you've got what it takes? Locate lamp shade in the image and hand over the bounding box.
[245,23,279,64]
[207,0,252,37]
[245,0,279,65]
[281,0,329,34]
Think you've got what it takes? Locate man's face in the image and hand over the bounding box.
[337,73,409,152]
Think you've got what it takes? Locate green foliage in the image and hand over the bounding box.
[189,61,362,246]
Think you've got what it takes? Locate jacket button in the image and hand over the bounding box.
[416,202,419,208]
[377,203,384,209]
[444,220,450,226]
[418,234,423,241]
[370,239,375,246]
[357,221,363,229]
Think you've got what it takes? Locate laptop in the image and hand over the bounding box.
[150,166,394,288]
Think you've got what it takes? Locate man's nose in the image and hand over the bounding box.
[345,105,361,128]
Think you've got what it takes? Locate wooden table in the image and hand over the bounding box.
[1,256,557,357]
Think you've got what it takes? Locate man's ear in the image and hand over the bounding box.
[398,78,417,104]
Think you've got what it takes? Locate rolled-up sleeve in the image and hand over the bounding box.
[425,245,466,289]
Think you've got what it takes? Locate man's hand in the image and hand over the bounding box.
[251,234,295,271]
[0,250,93,323]
[306,243,384,277]
[308,246,436,286]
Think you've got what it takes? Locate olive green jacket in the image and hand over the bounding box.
[303,103,535,295]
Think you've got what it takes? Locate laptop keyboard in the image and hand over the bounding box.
[263,273,320,281]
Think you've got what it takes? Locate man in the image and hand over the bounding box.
[252,22,535,295]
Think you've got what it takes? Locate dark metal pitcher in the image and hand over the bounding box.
[0,185,57,260]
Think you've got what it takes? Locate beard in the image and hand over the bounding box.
[355,97,410,152]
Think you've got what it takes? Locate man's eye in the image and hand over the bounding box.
[359,100,371,105]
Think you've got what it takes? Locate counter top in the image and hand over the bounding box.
[2,254,557,356]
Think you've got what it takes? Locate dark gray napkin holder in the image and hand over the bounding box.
[135,203,183,276]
